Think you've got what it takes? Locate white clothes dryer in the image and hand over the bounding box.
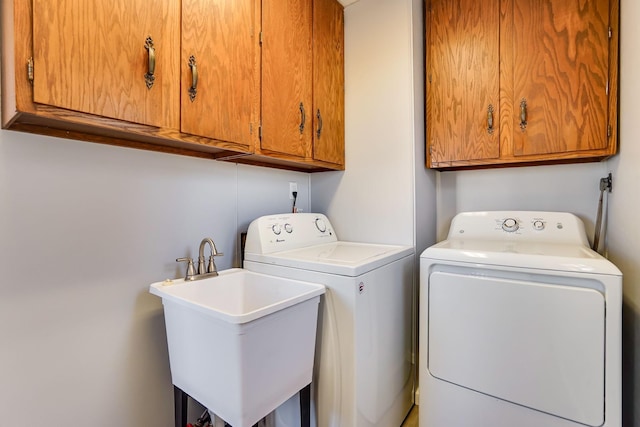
[244,213,415,427]
[419,211,622,427]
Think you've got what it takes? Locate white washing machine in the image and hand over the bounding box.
[244,213,415,427]
[419,211,622,427]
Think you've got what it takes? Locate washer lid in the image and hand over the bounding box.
[245,241,413,276]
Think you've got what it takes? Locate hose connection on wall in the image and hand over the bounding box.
[592,173,612,253]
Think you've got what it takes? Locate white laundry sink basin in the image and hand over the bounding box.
[149,268,325,427]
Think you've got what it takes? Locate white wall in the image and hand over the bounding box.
[607,0,640,424]
[0,130,310,427]
[311,0,436,252]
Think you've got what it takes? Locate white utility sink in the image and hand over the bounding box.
[150,268,325,427]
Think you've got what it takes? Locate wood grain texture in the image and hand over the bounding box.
[6,0,36,122]
[3,0,343,172]
[1,0,17,126]
[426,0,500,166]
[312,0,345,166]
[227,152,342,171]
[261,0,313,158]
[607,0,619,158]
[428,0,618,170]
[511,0,610,156]
[32,0,180,128]
[181,0,258,149]
[17,104,253,152]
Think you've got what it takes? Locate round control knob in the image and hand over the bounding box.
[533,220,545,231]
[271,224,282,235]
[501,218,519,232]
[315,218,327,233]
[284,223,293,233]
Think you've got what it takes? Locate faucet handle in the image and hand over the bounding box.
[176,257,196,281]
[206,256,217,275]
[208,252,226,274]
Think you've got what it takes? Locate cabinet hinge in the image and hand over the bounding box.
[259,31,263,45]
[607,125,612,138]
[27,57,34,84]
[609,27,612,39]
[606,81,609,96]
[259,124,262,140]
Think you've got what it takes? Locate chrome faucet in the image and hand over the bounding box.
[198,237,223,276]
[176,237,224,281]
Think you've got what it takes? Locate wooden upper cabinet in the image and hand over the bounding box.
[181,0,259,148]
[32,0,180,129]
[427,0,500,166]
[313,0,345,166]
[261,0,313,158]
[509,0,610,157]
[2,0,343,171]
[258,0,344,168]
[426,0,619,169]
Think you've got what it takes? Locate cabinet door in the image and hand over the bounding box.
[313,0,345,166]
[261,0,313,158]
[181,0,258,148]
[510,0,611,157]
[426,0,500,166]
[32,0,180,129]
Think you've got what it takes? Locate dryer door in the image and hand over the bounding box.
[428,271,605,426]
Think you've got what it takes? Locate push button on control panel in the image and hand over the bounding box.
[533,220,545,231]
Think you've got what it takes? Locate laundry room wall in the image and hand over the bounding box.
[311,0,437,254]
[0,129,311,427]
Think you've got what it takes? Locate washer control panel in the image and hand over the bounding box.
[245,213,338,254]
[447,211,590,246]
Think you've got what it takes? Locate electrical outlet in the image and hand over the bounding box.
[289,182,298,199]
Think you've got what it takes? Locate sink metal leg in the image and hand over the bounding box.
[300,383,311,427]
[173,384,310,427]
[174,385,188,427]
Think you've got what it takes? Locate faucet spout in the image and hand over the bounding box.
[198,237,222,275]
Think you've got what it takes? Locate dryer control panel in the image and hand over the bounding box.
[245,213,338,255]
[447,211,590,246]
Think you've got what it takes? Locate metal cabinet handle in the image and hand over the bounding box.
[487,104,494,134]
[144,37,155,89]
[520,98,527,131]
[316,109,323,139]
[299,102,306,134]
[188,55,198,102]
